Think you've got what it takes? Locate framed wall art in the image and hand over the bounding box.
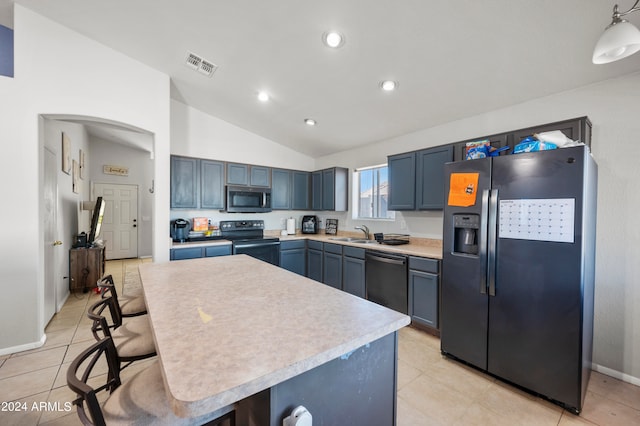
[79,149,85,179]
[72,159,79,193]
[62,132,71,175]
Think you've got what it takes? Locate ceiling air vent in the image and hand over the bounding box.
[198,59,218,77]
[185,51,218,78]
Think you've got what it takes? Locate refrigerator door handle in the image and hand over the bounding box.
[479,189,490,294]
[487,189,498,296]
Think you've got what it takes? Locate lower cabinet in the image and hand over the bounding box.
[306,240,323,282]
[279,240,306,276]
[343,247,365,298]
[323,243,343,290]
[170,244,231,261]
[408,256,440,331]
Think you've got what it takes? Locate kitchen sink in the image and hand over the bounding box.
[329,237,379,245]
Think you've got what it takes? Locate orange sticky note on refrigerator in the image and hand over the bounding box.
[448,173,480,207]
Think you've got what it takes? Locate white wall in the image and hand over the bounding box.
[0,5,171,354]
[170,100,317,231]
[315,71,640,384]
[88,138,154,257]
[42,119,91,310]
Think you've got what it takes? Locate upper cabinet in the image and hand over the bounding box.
[387,116,591,212]
[171,156,199,209]
[312,167,348,211]
[388,147,453,211]
[271,169,311,211]
[226,163,271,187]
[171,156,225,210]
[292,171,311,210]
[271,168,292,210]
[200,160,225,210]
[511,116,591,148]
[416,145,453,210]
[451,116,591,161]
[387,152,416,210]
[452,133,509,162]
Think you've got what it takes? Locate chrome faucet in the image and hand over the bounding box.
[355,225,370,240]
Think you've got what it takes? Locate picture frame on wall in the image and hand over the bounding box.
[62,133,71,175]
[72,159,79,193]
[79,149,85,179]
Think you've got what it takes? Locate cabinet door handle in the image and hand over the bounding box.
[53,240,62,246]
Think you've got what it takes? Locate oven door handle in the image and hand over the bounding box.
[234,241,281,250]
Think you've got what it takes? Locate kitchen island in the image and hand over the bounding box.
[139,255,410,425]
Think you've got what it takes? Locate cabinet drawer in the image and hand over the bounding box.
[343,246,365,259]
[409,256,439,274]
[308,240,323,251]
[280,239,306,250]
[171,247,203,260]
[324,243,343,255]
[205,245,231,257]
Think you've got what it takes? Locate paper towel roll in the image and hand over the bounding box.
[286,218,296,235]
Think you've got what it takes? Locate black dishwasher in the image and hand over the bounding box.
[365,251,408,314]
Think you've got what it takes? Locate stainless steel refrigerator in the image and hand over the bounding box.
[441,145,597,414]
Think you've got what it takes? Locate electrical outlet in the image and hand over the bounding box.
[280,218,286,227]
[400,220,407,230]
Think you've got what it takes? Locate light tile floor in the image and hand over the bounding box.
[1,258,639,425]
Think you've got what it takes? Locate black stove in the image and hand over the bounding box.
[220,220,280,265]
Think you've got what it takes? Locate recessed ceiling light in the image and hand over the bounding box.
[257,91,270,102]
[322,31,345,48]
[304,118,317,126]
[380,80,398,91]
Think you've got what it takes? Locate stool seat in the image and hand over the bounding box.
[110,315,156,359]
[98,274,147,317]
[119,293,147,317]
[67,337,235,426]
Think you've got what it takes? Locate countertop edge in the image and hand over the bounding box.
[168,316,410,418]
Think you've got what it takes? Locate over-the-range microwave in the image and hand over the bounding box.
[225,185,272,213]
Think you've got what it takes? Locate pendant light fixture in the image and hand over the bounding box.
[593,1,640,64]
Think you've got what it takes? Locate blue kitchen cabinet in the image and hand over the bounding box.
[408,256,440,330]
[170,156,199,209]
[171,244,231,261]
[415,145,453,210]
[307,240,323,282]
[343,246,365,298]
[250,165,271,187]
[311,171,323,210]
[292,171,311,210]
[226,162,249,185]
[323,243,343,289]
[271,169,291,210]
[280,240,306,276]
[200,159,225,209]
[388,152,416,210]
[205,245,231,257]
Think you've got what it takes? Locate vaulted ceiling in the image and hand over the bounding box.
[4,0,640,157]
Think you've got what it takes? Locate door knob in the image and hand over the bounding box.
[53,240,62,246]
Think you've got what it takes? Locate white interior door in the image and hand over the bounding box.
[43,147,58,323]
[94,183,138,260]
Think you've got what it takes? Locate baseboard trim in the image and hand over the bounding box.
[0,334,46,356]
[56,292,69,312]
[592,363,640,387]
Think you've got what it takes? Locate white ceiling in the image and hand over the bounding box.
[4,0,640,157]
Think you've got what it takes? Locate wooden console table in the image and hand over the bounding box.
[69,246,104,292]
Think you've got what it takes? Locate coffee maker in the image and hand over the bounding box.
[301,215,319,234]
[171,218,190,242]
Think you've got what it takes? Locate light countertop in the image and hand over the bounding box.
[139,255,410,418]
[171,232,442,259]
